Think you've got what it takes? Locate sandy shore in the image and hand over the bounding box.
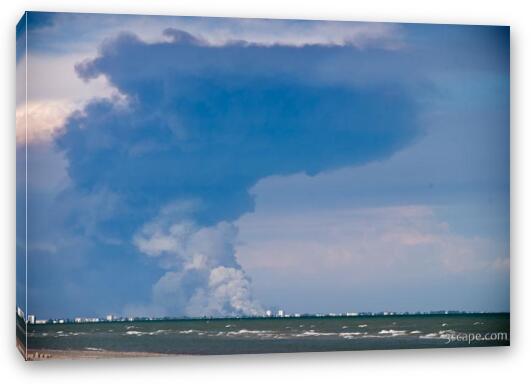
[18,331,167,361]
[25,348,168,361]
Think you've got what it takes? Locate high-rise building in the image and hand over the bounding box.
[277,309,284,317]
[265,310,272,317]
[17,307,24,319]
[27,314,35,324]
[106,314,113,321]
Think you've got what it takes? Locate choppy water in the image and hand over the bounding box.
[26,313,509,355]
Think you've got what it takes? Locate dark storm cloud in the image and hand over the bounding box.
[66,30,420,227]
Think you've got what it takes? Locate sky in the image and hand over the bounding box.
[16,12,509,319]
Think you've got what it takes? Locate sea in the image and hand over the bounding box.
[25,313,509,355]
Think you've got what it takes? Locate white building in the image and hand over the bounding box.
[27,315,35,324]
[106,314,113,321]
[17,307,24,319]
[265,310,272,317]
[74,317,82,323]
[277,310,284,317]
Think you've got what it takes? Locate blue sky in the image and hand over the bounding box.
[16,12,509,319]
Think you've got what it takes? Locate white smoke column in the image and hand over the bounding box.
[133,202,263,317]
[186,266,263,317]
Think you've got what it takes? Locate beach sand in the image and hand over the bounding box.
[26,348,168,360]
[17,336,167,361]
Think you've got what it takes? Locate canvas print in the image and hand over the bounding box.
[16,12,510,360]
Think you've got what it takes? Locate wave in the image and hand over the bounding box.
[125,329,172,336]
[339,332,365,339]
[418,330,455,339]
[295,330,336,337]
[126,330,143,336]
[378,329,407,336]
[419,333,439,339]
[53,331,86,337]
[226,329,271,336]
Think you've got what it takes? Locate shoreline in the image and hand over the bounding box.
[17,337,168,361]
[25,348,169,361]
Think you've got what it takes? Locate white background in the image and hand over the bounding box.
[0,0,528,382]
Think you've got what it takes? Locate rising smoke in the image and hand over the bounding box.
[133,201,262,316]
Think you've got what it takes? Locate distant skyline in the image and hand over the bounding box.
[17,12,509,319]
[21,307,505,324]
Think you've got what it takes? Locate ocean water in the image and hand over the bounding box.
[26,313,509,355]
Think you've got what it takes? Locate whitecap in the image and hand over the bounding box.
[419,333,439,339]
[179,329,197,334]
[227,329,269,336]
[295,330,335,337]
[378,329,407,336]
[438,330,455,335]
[378,329,406,335]
[339,332,362,339]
